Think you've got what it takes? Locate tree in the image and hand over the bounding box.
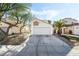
[0,3,32,43]
[7,3,32,34]
[19,12,32,33]
[0,3,20,21]
[53,19,64,35]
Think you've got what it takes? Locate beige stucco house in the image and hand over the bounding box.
[62,23,79,35]
[61,18,79,35]
[31,18,53,35]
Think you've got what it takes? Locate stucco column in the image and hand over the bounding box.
[62,27,65,34]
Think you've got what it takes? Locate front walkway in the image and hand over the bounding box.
[16,35,71,56]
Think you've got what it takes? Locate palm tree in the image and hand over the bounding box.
[53,19,64,35]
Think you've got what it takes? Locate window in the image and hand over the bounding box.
[33,21,39,26]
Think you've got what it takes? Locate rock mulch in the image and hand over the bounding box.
[0,34,30,56]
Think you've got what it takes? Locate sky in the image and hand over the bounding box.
[31,3,79,22]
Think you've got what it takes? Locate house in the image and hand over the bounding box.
[62,18,78,24]
[61,18,79,35]
[31,18,53,35]
[62,23,79,35]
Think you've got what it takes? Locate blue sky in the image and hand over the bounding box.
[31,3,79,22]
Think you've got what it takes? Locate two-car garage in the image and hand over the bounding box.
[31,19,53,35]
[32,27,52,35]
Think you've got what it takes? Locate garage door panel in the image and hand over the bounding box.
[32,27,52,35]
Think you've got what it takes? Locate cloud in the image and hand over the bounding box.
[31,9,60,20]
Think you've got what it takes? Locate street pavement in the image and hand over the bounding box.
[16,35,72,56]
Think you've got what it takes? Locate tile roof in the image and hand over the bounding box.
[63,23,79,27]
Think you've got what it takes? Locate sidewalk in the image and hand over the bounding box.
[62,34,79,56]
[0,34,30,56]
[67,46,79,56]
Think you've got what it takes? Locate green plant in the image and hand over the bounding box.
[0,3,32,42]
[53,19,64,35]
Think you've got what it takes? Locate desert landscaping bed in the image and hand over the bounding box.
[0,32,29,45]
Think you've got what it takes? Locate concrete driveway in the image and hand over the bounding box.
[16,35,72,56]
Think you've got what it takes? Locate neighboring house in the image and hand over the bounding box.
[62,23,79,35]
[61,18,78,24]
[31,18,53,35]
[61,18,79,35]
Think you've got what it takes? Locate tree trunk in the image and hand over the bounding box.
[6,26,12,35]
[57,28,62,35]
[0,25,15,43]
[0,17,2,21]
[20,25,25,34]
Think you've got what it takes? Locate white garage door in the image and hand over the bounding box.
[32,27,52,35]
